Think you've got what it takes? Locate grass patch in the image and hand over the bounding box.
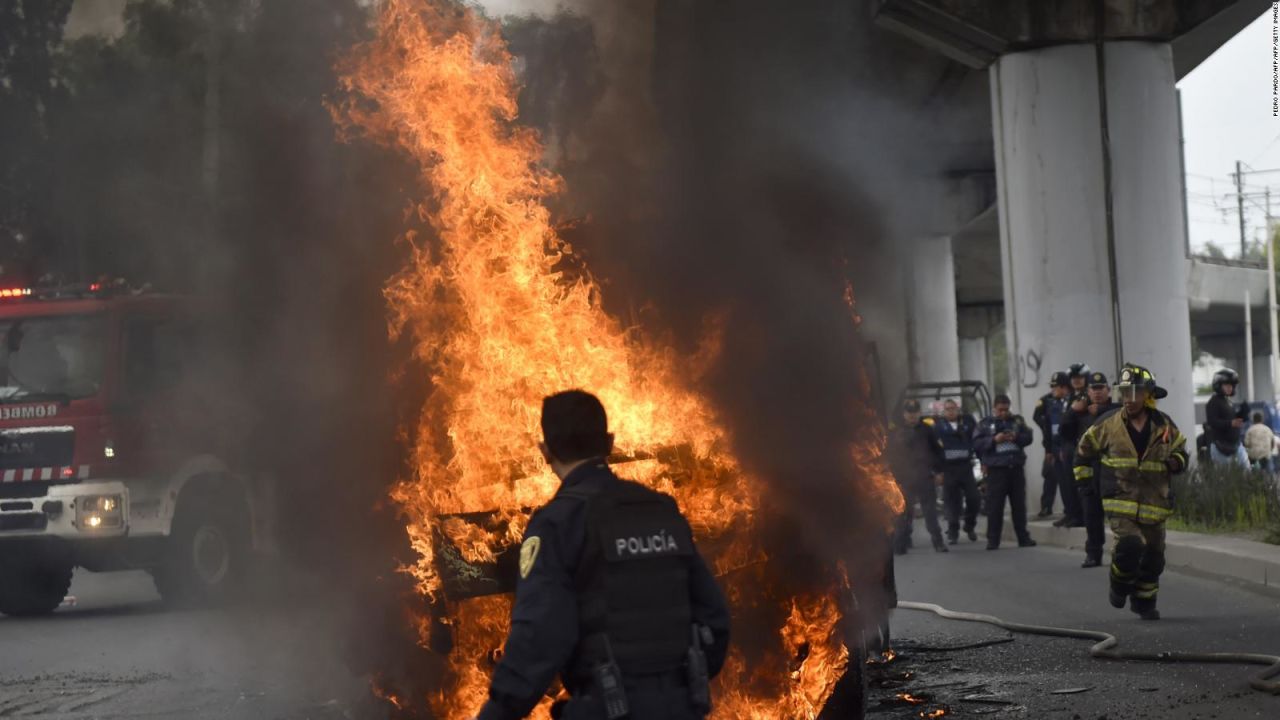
[1166,518,1254,535]
[1266,526,1280,546]
[1170,463,1280,544]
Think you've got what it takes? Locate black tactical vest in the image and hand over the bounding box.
[561,477,695,679]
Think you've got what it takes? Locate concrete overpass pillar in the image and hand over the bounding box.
[906,236,961,384]
[992,41,1195,435]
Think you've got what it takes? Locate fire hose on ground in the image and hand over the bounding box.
[897,601,1280,695]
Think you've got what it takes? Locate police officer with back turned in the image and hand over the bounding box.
[477,390,731,720]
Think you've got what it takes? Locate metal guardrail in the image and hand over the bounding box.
[1189,254,1267,270]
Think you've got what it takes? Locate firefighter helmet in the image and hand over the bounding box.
[1212,368,1240,395]
[1116,364,1167,400]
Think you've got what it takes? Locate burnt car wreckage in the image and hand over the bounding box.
[422,446,891,719]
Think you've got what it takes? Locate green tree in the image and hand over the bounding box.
[0,0,75,272]
[1202,240,1227,260]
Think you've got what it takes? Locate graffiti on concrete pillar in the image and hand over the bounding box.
[1017,347,1042,389]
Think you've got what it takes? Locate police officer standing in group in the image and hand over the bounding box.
[1052,363,1092,529]
[1075,365,1187,620]
[1032,372,1070,518]
[974,395,1037,550]
[1061,371,1120,568]
[888,399,948,554]
[477,390,731,720]
[1067,362,1091,396]
[1206,368,1248,466]
[933,398,980,545]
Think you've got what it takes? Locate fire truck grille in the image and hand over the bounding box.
[0,513,47,532]
[0,427,74,470]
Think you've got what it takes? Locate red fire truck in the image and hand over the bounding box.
[0,283,272,615]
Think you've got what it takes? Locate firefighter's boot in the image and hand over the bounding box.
[1131,580,1161,620]
[1130,600,1160,621]
[1131,554,1164,621]
[1109,535,1143,609]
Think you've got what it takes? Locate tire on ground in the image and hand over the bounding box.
[0,556,73,617]
[818,640,867,719]
[151,483,249,607]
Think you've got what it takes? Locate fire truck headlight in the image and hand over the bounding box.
[76,494,123,531]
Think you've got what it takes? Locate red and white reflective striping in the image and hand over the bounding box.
[0,466,90,482]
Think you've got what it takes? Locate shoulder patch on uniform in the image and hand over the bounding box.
[922,417,935,426]
[1036,400,1043,408]
[519,536,541,579]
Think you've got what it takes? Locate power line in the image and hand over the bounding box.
[1185,192,1233,202]
[1251,132,1280,165]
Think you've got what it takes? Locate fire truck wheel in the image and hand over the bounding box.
[0,557,72,617]
[152,490,248,607]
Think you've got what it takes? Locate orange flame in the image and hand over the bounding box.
[335,0,903,716]
[867,648,898,665]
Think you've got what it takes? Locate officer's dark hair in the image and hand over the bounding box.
[1253,412,1264,424]
[993,394,1012,407]
[541,390,613,462]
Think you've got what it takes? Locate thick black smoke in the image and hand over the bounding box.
[13,0,987,712]
[506,0,983,600]
[21,1,426,712]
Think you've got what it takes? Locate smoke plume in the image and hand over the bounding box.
[499,0,982,599]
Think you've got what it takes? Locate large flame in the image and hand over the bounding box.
[336,1,903,717]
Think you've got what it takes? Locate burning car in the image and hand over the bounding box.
[415,450,889,719]
[336,1,905,716]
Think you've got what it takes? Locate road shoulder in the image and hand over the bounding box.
[1008,516,1280,590]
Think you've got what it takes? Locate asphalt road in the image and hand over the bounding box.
[0,570,374,719]
[3,542,1278,720]
[879,536,1280,719]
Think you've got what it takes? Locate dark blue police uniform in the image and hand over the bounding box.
[933,414,980,542]
[1032,392,1066,515]
[478,461,731,720]
[1061,394,1120,565]
[973,413,1036,549]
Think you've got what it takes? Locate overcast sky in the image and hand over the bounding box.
[1180,8,1278,256]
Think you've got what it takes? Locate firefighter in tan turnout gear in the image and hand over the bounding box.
[1074,364,1188,620]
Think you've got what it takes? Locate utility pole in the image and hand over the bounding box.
[1246,287,1255,401]
[1236,160,1248,258]
[1269,187,1278,403]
